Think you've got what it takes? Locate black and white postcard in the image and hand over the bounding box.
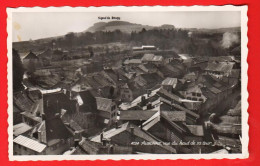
[7,6,248,160]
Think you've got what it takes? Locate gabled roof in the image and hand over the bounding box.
[157,88,181,103]
[13,123,32,137]
[205,62,234,73]
[186,85,202,94]
[23,51,38,60]
[13,135,46,153]
[124,59,142,65]
[91,122,129,143]
[159,97,200,119]
[186,125,204,136]
[77,90,97,113]
[152,55,163,62]
[45,117,73,145]
[90,122,176,153]
[68,120,84,132]
[120,110,157,121]
[78,138,101,154]
[162,77,178,87]
[161,111,186,122]
[96,97,114,112]
[142,54,155,61]
[142,111,189,134]
[43,92,77,118]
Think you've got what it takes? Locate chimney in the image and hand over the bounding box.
[147,102,153,109]
[42,113,46,120]
[225,146,232,153]
[100,132,104,143]
[147,89,151,97]
[115,121,118,129]
[102,139,107,146]
[130,126,134,135]
[74,140,79,147]
[140,121,143,130]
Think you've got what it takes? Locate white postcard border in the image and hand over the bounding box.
[7,5,249,161]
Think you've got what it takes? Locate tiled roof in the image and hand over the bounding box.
[91,122,129,143]
[96,97,114,112]
[160,97,200,119]
[142,111,188,134]
[142,54,155,61]
[124,59,142,64]
[90,122,176,153]
[46,117,73,144]
[13,91,35,112]
[161,111,186,122]
[205,62,234,73]
[68,120,84,132]
[120,110,157,121]
[13,135,46,153]
[23,51,38,60]
[152,55,163,62]
[79,138,101,154]
[186,85,202,94]
[186,125,204,136]
[13,123,32,137]
[162,77,178,87]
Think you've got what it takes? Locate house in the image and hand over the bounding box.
[142,45,157,50]
[59,90,97,130]
[96,97,118,126]
[142,111,205,153]
[138,63,158,73]
[65,120,84,142]
[141,111,189,143]
[133,73,162,89]
[162,54,179,64]
[13,123,32,137]
[161,77,179,92]
[132,45,157,51]
[157,64,183,78]
[42,91,78,119]
[22,51,41,72]
[119,110,157,125]
[161,111,186,122]
[90,122,176,154]
[119,83,134,102]
[13,90,43,126]
[157,92,200,125]
[183,72,197,82]
[205,61,235,78]
[74,137,114,154]
[141,54,163,65]
[13,135,47,155]
[14,115,75,155]
[182,85,207,102]
[123,59,142,66]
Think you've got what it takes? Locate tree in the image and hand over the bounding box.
[13,49,24,91]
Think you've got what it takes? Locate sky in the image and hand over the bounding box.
[12,11,241,42]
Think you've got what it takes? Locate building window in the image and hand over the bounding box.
[192,92,196,96]
[199,98,203,102]
[197,93,201,97]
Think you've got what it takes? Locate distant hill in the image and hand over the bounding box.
[86,21,176,33]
